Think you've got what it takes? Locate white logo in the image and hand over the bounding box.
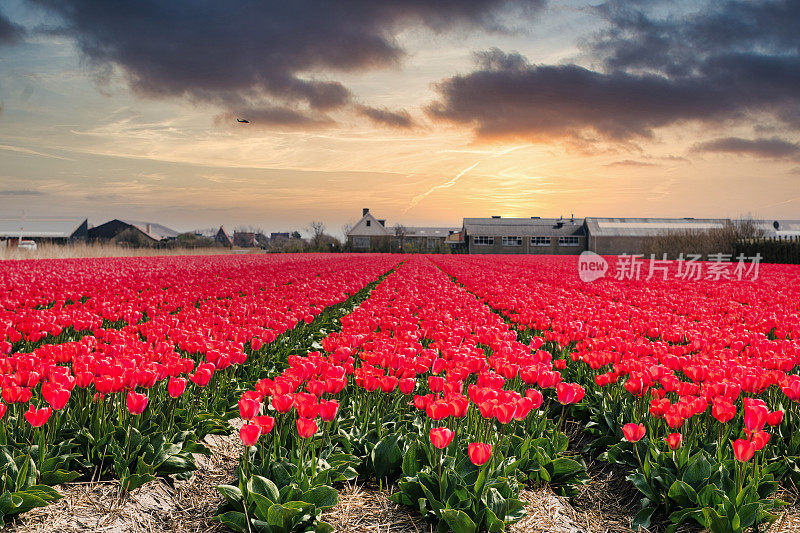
[578,251,608,282]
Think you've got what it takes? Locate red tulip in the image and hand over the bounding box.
[766,410,784,426]
[167,377,187,398]
[493,402,515,424]
[399,378,416,395]
[665,433,682,450]
[732,438,755,462]
[297,417,318,438]
[254,415,275,435]
[238,397,260,420]
[126,391,148,415]
[622,423,646,443]
[711,400,736,423]
[0,402,6,419]
[525,388,544,409]
[468,442,492,466]
[272,394,294,413]
[744,403,768,433]
[239,423,260,446]
[556,382,584,405]
[426,400,451,421]
[319,400,339,422]
[751,430,770,451]
[430,426,454,449]
[24,404,51,427]
[41,382,71,411]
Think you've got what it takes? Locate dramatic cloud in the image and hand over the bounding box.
[694,137,800,160]
[356,105,415,128]
[0,10,24,45]
[428,1,800,145]
[33,0,543,126]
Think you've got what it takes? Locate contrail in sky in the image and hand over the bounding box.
[404,146,523,213]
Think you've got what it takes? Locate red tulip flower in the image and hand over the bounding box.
[556,382,585,405]
[744,403,768,433]
[430,427,455,449]
[297,417,318,438]
[24,404,51,427]
[733,438,755,462]
[468,442,492,466]
[766,410,784,426]
[0,402,6,419]
[665,433,683,450]
[167,377,187,398]
[239,423,260,446]
[399,378,416,395]
[751,430,770,451]
[272,394,294,413]
[319,399,339,422]
[238,397,260,420]
[254,415,275,435]
[126,391,148,415]
[41,383,70,411]
[622,423,646,443]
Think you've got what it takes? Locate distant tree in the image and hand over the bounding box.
[291,231,302,240]
[394,224,407,252]
[309,221,325,248]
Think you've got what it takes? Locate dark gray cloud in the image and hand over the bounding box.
[356,105,415,128]
[694,137,800,160]
[33,0,543,127]
[428,1,800,145]
[0,10,24,44]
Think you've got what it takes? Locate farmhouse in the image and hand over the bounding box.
[463,216,586,255]
[88,219,179,244]
[215,226,233,247]
[347,209,459,251]
[0,215,88,245]
[584,217,729,255]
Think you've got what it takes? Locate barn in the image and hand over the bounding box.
[0,215,88,245]
[88,219,179,245]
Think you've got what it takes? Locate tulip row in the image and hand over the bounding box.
[227,256,590,533]
[0,254,400,522]
[431,254,800,532]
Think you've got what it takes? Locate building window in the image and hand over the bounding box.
[473,236,494,245]
[558,236,580,246]
[502,236,522,246]
[366,220,371,227]
[353,237,370,248]
[427,238,436,249]
[531,236,551,246]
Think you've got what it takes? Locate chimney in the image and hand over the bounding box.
[146,223,151,234]
[362,208,370,216]
[571,213,574,223]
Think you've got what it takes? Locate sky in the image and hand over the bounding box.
[0,0,798,236]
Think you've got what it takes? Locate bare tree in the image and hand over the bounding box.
[394,224,407,252]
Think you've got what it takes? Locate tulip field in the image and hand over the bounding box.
[1,253,799,532]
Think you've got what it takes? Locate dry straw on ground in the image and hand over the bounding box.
[0,243,261,261]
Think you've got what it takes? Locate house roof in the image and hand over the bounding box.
[404,227,460,237]
[0,216,86,238]
[464,217,585,237]
[584,217,728,237]
[119,220,179,241]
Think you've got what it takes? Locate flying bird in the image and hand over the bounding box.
[237,118,249,123]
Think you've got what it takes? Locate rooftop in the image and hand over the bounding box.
[0,216,87,238]
[464,217,585,237]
